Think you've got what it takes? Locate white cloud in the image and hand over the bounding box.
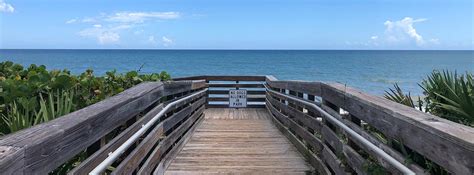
[78,24,131,45]
[66,19,77,24]
[384,17,427,46]
[0,0,14,13]
[429,38,440,45]
[73,12,179,24]
[148,35,157,44]
[369,36,379,46]
[162,36,173,47]
[348,17,440,48]
[134,30,144,35]
[71,11,179,46]
[149,36,155,41]
[82,17,97,23]
[106,12,180,23]
[98,32,120,45]
[111,24,132,30]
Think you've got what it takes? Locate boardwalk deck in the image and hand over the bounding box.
[165,108,312,174]
[2,76,472,174]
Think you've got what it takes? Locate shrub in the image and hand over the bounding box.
[0,61,171,135]
[421,70,474,124]
[385,70,473,126]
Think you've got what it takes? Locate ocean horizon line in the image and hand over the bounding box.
[0,48,473,51]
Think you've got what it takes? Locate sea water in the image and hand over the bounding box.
[1,49,472,95]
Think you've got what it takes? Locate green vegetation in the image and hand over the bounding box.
[384,70,473,174]
[385,70,474,126]
[0,61,171,135]
[362,157,388,175]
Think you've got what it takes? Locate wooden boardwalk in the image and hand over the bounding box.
[1,76,472,174]
[165,108,311,174]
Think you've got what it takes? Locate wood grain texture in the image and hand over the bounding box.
[163,80,206,95]
[342,145,367,175]
[113,93,206,174]
[69,104,165,175]
[165,108,312,174]
[139,106,205,175]
[0,146,25,175]
[320,145,348,175]
[266,89,322,117]
[113,104,197,174]
[153,114,205,175]
[266,105,331,175]
[267,95,323,134]
[4,75,472,175]
[266,101,324,154]
[321,104,426,174]
[266,78,474,174]
[0,80,205,174]
[321,83,474,174]
[0,82,165,174]
[266,80,322,96]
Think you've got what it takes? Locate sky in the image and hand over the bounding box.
[0,0,473,49]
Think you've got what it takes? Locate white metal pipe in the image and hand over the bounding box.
[265,87,415,175]
[89,88,208,175]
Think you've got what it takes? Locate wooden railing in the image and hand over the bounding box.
[265,76,474,175]
[0,75,473,175]
[174,75,266,108]
[0,80,207,174]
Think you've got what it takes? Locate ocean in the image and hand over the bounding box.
[0,49,472,95]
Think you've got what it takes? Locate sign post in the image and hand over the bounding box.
[229,89,247,108]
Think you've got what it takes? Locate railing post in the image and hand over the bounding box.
[205,79,209,108]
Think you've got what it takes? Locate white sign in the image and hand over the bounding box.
[229,89,247,108]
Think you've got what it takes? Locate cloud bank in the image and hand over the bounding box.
[107,12,180,23]
[70,11,179,45]
[78,24,131,45]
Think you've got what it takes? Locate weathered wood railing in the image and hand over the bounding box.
[0,80,207,174]
[265,76,474,175]
[1,75,473,175]
[174,75,266,108]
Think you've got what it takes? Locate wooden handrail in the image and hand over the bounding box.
[173,75,267,108]
[266,86,415,174]
[265,77,474,174]
[322,82,474,174]
[0,80,207,174]
[90,88,208,174]
[173,75,267,81]
[1,75,473,175]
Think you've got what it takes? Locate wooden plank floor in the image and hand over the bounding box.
[165,108,311,174]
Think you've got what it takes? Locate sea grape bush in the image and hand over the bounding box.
[0,61,171,135]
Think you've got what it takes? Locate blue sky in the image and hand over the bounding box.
[0,0,473,49]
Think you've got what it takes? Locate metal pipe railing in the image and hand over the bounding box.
[264,85,415,175]
[89,88,208,175]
